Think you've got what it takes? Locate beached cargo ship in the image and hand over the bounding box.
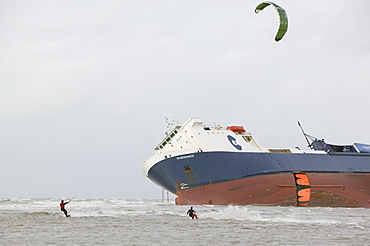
[142,118,370,207]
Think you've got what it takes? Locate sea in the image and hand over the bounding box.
[0,198,369,246]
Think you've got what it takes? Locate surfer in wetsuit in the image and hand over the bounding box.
[187,207,198,219]
[60,200,70,217]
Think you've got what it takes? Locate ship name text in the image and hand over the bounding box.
[177,155,194,160]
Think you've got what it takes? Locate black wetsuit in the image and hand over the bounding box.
[60,201,69,217]
[187,207,197,219]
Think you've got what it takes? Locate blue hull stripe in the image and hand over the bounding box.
[148,151,370,193]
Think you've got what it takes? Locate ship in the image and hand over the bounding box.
[142,118,370,207]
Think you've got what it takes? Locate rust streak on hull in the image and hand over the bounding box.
[175,173,370,207]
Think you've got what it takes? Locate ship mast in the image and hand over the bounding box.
[297,121,316,150]
[165,117,179,133]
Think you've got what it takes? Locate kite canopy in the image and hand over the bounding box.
[255,1,288,42]
[293,172,311,206]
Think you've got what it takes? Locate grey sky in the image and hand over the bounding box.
[1,1,369,199]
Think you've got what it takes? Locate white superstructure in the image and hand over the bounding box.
[157,118,265,152]
[142,117,325,176]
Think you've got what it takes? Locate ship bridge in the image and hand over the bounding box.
[154,118,266,154]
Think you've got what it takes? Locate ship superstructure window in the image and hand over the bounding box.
[242,136,252,143]
[155,128,180,150]
[170,130,178,138]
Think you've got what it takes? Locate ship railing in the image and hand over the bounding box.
[203,124,223,131]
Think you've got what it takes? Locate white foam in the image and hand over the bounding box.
[201,205,264,221]
[0,198,367,227]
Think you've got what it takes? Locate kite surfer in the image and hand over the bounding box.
[186,207,198,219]
[60,200,70,217]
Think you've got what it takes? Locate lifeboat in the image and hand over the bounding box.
[228,126,246,133]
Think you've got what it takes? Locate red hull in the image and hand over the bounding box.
[175,173,370,207]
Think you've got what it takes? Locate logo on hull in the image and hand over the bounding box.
[227,135,242,150]
[180,183,189,189]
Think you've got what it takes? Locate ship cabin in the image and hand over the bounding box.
[311,139,370,154]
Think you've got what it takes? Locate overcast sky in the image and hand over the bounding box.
[1,1,369,199]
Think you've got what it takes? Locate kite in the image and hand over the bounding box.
[255,1,288,42]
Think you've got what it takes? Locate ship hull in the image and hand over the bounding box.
[147,151,370,207]
[175,173,370,207]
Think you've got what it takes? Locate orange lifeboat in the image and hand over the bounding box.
[228,126,246,133]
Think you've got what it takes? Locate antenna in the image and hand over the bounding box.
[165,117,179,132]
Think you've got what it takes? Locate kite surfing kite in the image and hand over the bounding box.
[255,1,288,42]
